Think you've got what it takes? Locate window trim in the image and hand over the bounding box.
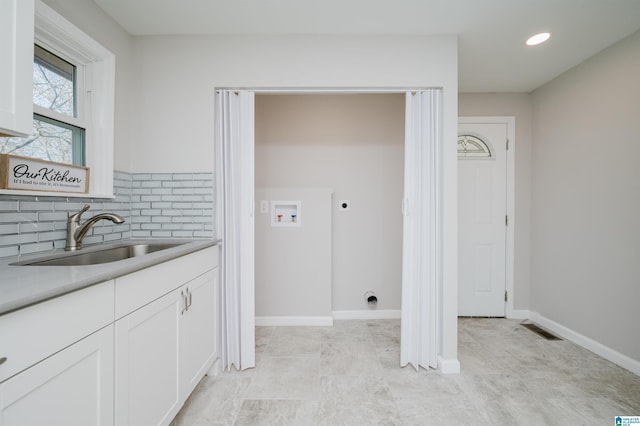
[0,0,116,198]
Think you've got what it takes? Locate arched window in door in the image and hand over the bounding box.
[458,134,492,158]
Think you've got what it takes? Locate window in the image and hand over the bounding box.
[1,45,86,165]
[0,0,115,197]
[457,134,492,158]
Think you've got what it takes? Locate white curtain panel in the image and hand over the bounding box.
[215,90,255,371]
[400,89,443,371]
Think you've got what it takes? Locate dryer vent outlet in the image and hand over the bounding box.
[364,291,377,307]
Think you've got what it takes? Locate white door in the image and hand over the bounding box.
[458,121,508,316]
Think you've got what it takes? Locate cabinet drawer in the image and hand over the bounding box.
[0,280,114,383]
[115,246,218,319]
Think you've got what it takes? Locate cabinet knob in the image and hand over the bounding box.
[0,357,7,366]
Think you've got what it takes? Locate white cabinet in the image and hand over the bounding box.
[114,246,219,426]
[0,244,219,426]
[0,0,34,137]
[115,288,182,426]
[0,280,115,426]
[180,269,218,395]
[0,326,114,426]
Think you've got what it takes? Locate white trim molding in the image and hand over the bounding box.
[33,0,115,198]
[332,310,402,320]
[507,310,530,320]
[255,316,334,327]
[438,356,461,374]
[529,312,640,376]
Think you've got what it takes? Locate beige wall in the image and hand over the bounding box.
[531,30,640,361]
[255,94,404,312]
[458,93,532,312]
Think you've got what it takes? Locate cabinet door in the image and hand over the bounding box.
[179,268,218,397]
[0,0,33,137]
[115,289,181,426]
[0,325,114,426]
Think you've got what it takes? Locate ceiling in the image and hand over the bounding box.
[93,0,640,93]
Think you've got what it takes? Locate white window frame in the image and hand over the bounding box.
[0,0,116,198]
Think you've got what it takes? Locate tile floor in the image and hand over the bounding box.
[172,318,640,425]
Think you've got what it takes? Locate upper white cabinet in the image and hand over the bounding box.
[0,0,34,137]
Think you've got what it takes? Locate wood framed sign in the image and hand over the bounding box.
[0,154,90,194]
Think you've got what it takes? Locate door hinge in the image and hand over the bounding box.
[504,291,508,302]
[505,215,508,226]
[506,139,509,150]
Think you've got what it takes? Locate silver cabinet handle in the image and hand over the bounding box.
[187,288,192,309]
[181,290,187,315]
[0,357,7,366]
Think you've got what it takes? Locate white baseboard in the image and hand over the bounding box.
[206,358,221,377]
[507,309,530,320]
[438,356,461,374]
[529,312,640,376]
[255,316,334,326]
[332,309,402,320]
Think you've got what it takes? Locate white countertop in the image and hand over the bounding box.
[0,239,220,316]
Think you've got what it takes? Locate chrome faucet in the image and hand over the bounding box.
[65,204,125,251]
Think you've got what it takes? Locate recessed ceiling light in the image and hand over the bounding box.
[526,32,551,46]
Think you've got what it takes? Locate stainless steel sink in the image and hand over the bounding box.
[14,243,185,266]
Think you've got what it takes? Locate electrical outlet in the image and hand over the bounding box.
[260,200,269,214]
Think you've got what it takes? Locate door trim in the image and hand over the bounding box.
[458,116,516,318]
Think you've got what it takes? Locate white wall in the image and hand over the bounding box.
[531,30,640,363]
[130,34,459,362]
[458,94,532,313]
[129,35,457,171]
[255,94,404,313]
[41,0,134,172]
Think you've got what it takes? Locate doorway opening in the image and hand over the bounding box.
[216,88,448,372]
[254,93,405,325]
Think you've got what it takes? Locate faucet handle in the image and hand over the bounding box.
[68,204,91,222]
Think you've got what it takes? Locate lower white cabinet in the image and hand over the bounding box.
[115,249,219,426]
[0,325,114,426]
[115,287,182,426]
[0,244,219,426]
[180,269,218,396]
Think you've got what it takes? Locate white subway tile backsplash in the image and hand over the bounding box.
[0,170,214,258]
[0,224,19,234]
[0,201,19,211]
[20,201,54,211]
[0,212,38,223]
[0,246,20,257]
[39,231,67,242]
[20,241,54,254]
[18,222,54,233]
